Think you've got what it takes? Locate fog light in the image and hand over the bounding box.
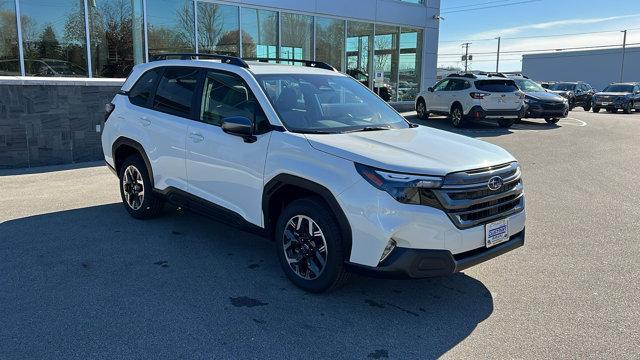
[379,239,397,264]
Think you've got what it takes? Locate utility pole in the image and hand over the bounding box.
[462,42,471,72]
[620,30,627,82]
[495,37,501,73]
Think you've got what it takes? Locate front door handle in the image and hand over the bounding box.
[189,132,204,143]
[139,116,151,126]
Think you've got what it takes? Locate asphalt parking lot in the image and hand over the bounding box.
[1,109,639,359]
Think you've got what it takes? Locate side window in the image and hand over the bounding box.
[200,70,270,134]
[433,80,449,92]
[152,67,199,118]
[444,79,459,91]
[129,68,162,107]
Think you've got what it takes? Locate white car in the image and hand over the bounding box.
[416,73,526,128]
[102,54,526,293]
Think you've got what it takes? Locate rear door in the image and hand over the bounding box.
[185,69,272,227]
[474,79,522,110]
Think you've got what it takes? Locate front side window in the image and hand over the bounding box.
[256,74,409,134]
[200,70,269,133]
[475,80,518,93]
[129,68,162,107]
[152,67,199,118]
[433,80,449,92]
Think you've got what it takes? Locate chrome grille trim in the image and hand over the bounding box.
[434,162,525,229]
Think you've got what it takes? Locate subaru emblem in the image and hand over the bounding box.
[487,176,503,191]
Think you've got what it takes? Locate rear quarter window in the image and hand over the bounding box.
[128,68,162,107]
[475,80,518,93]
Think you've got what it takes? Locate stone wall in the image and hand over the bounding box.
[0,78,124,169]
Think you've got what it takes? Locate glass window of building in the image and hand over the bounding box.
[280,12,312,63]
[88,0,145,78]
[315,17,344,71]
[241,8,278,59]
[374,24,399,102]
[197,2,239,56]
[346,21,373,89]
[398,27,423,101]
[19,0,88,77]
[0,0,19,75]
[146,0,195,55]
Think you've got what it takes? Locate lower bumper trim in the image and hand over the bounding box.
[346,229,525,279]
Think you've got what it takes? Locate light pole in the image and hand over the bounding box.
[620,30,627,82]
[495,37,501,73]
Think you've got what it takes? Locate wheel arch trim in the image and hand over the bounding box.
[112,137,154,187]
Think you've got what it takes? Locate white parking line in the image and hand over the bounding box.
[563,118,588,127]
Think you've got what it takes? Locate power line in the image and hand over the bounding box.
[441,0,541,14]
[442,0,531,11]
[437,42,640,56]
[439,27,640,43]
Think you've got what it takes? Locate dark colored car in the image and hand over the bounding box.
[347,69,392,101]
[592,83,640,114]
[538,81,555,89]
[548,82,595,110]
[511,76,569,124]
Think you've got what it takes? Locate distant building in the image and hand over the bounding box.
[522,46,640,91]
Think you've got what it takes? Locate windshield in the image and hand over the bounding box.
[514,79,545,92]
[549,83,575,91]
[602,84,634,93]
[255,74,409,134]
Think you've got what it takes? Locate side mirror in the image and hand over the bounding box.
[222,116,256,143]
[428,87,434,92]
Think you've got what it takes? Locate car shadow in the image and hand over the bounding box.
[405,113,561,138]
[0,204,493,359]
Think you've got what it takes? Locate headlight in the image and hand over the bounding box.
[355,163,443,206]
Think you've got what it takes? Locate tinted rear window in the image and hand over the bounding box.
[474,80,518,92]
[152,67,199,118]
[129,68,162,107]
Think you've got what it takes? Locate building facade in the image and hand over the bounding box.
[522,46,639,91]
[0,0,441,103]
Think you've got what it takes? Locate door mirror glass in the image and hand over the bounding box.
[222,116,256,142]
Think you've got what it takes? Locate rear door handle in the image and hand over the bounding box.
[139,116,151,126]
[189,132,204,142]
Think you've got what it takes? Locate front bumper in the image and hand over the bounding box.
[594,98,630,109]
[525,102,569,118]
[347,229,525,278]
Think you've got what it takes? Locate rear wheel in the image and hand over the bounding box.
[118,155,163,219]
[545,118,560,125]
[497,118,516,128]
[275,197,350,293]
[416,98,429,119]
[449,104,465,127]
[592,107,600,113]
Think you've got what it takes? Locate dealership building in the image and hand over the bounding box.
[0,0,440,168]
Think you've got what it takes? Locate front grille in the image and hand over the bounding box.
[433,162,525,229]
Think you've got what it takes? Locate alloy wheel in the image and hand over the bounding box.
[282,215,328,280]
[417,101,425,118]
[122,165,145,210]
[452,108,462,126]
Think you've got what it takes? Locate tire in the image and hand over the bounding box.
[583,105,591,112]
[449,104,465,128]
[275,197,350,293]
[592,107,600,113]
[416,98,429,119]
[545,118,560,125]
[623,103,633,114]
[497,118,516,128]
[118,154,163,219]
[568,98,575,110]
[606,108,616,113]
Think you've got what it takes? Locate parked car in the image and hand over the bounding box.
[538,81,555,89]
[415,73,525,128]
[346,68,393,101]
[509,75,569,124]
[592,83,640,114]
[102,54,526,292]
[547,82,595,110]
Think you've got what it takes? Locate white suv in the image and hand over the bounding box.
[416,73,525,128]
[102,54,526,292]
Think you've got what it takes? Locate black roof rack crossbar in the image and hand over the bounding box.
[447,73,477,79]
[148,53,249,68]
[243,57,337,71]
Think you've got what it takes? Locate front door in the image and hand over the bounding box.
[186,69,271,227]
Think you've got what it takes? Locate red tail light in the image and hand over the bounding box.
[470,92,490,99]
[105,103,115,121]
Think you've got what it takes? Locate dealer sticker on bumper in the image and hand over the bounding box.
[486,219,509,248]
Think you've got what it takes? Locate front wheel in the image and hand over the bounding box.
[498,118,516,128]
[623,102,633,114]
[583,105,591,112]
[118,155,163,219]
[545,118,560,125]
[592,107,600,113]
[275,197,350,293]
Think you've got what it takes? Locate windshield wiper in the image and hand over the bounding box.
[342,126,392,133]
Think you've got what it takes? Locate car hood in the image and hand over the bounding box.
[304,127,516,176]
[549,90,572,95]
[526,91,565,102]
[596,92,630,96]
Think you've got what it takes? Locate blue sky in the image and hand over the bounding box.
[438,0,640,71]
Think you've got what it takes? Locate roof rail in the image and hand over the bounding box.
[244,58,337,71]
[148,53,249,68]
[446,73,477,79]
